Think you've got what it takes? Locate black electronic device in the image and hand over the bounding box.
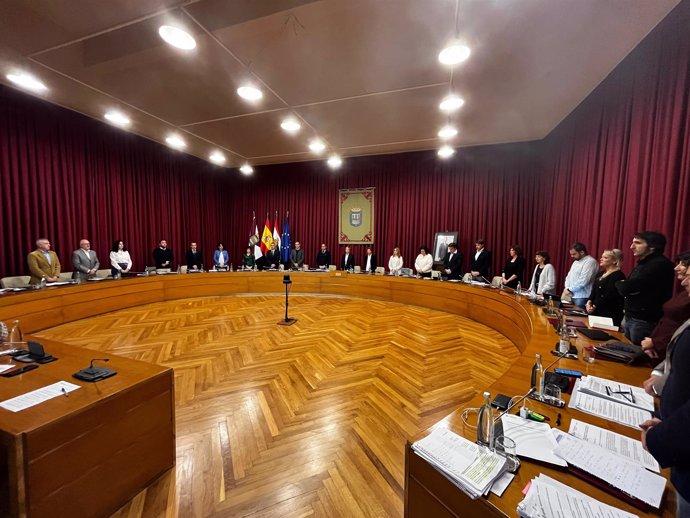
[490,393,512,411]
[73,358,116,382]
[13,341,57,364]
[550,345,578,360]
[1,364,39,377]
[578,328,616,341]
[555,368,583,378]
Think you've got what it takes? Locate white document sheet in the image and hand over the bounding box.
[569,380,652,429]
[578,375,655,412]
[0,381,81,412]
[553,432,665,509]
[517,474,639,518]
[501,414,567,467]
[568,419,660,472]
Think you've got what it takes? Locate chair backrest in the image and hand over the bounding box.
[59,272,73,281]
[96,269,110,278]
[303,264,309,270]
[1,276,30,289]
[375,267,385,276]
[462,273,473,283]
[491,276,503,288]
[180,265,188,274]
[354,266,361,273]
[430,270,440,279]
[328,265,336,271]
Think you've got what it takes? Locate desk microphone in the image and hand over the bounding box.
[73,358,116,382]
[89,358,110,370]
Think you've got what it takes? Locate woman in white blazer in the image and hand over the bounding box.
[388,247,403,275]
[528,250,556,295]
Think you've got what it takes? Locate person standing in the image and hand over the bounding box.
[27,238,61,284]
[341,246,355,270]
[187,242,204,271]
[388,247,403,275]
[290,241,305,269]
[528,251,556,295]
[415,246,433,277]
[585,249,626,326]
[242,247,256,270]
[153,239,173,270]
[443,243,462,280]
[212,243,229,270]
[316,243,331,270]
[501,245,526,290]
[363,247,377,273]
[265,242,280,269]
[470,239,492,280]
[615,231,675,345]
[563,242,599,308]
[72,239,100,280]
[110,240,132,277]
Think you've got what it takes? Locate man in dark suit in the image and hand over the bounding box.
[340,246,355,270]
[443,242,462,280]
[363,246,377,273]
[153,239,173,270]
[72,239,100,280]
[265,242,281,269]
[470,238,492,280]
[316,243,331,270]
[290,241,305,269]
[186,242,203,271]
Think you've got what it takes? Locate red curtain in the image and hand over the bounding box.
[1,1,689,286]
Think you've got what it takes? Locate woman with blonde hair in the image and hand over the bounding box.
[585,248,626,326]
[388,247,403,275]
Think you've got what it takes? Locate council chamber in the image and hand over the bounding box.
[1,1,690,518]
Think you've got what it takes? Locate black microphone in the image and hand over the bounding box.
[89,358,110,370]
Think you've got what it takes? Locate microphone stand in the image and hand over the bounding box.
[278,274,297,326]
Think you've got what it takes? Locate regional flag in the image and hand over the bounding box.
[260,215,273,253]
[273,211,281,253]
[250,212,262,259]
[281,212,291,264]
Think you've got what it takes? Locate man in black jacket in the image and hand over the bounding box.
[186,242,203,271]
[363,247,377,273]
[316,243,331,270]
[470,238,491,280]
[443,242,463,280]
[615,231,675,344]
[264,242,281,269]
[153,239,173,270]
[643,270,690,517]
[340,246,355,270]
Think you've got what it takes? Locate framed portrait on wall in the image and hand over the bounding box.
[432,232,458,264]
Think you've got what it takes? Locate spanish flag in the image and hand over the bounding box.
[260,215,273,254]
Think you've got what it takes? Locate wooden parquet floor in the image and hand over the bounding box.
[37,295,519,518]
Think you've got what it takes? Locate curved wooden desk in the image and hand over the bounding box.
[0,273,673,517]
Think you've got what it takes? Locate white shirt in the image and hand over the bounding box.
[217,251,225,266]
[366,255,372,271]
[388,255,403,273]
[475,249,482,261]
[110,250,132,270]
[415,253,433,273]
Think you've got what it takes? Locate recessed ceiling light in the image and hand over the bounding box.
[280,117,301,133]
[240,164,254,175]
[165,134,186,149]
[6,72,47,92]
[438,43,471,65]
[104,110,130,126]
[209,151,226,165]
[438,145,455,159]
[439,95,465,113]
[158,25,196,50]
[237,85,263,101]
[438,125,458,140]
[327,155,342,169]
[309,139,326,154]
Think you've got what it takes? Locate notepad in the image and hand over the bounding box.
[553,432,665,509]
[588,315,619,331]
[501,414,567,467]
[0,381,80,412]
[568,419,659,472]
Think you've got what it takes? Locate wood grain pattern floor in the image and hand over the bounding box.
[37,295,519,518]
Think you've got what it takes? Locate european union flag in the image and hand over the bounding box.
[281,213,291,264]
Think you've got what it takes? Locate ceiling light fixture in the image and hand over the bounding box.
[237,85,263,101]
[209,151,226,165]
[327,155,342,169]
[104,110,131,126]
[438,145,455,159]
[439,95,465,113]
[309,139,326,154]
[165,134,186,149]
[6,72,47,92]
[438,43,471,65]
[158,25,196,50]
[280,117,301,133]
[438,125,458,140]
[239,164,254,175]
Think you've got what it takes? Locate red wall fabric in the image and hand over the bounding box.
[1,1,689,287]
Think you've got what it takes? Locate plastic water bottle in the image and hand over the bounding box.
[516,282,521,295]
[477,391,495,448]
[531,354,545,397]
[40,276,47,289]
[558,312,570,354]
[8,320,23,343]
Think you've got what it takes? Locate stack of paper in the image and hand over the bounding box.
[501,414,566,467]
[517,474,638,518]
[588,315,619,331]
[412,427,507,499]
[577,375,654,412]
[553,432,665,509]
[568,419,659,472]
[569,379,652,429]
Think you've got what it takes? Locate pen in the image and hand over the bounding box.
[61,387,69,398]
